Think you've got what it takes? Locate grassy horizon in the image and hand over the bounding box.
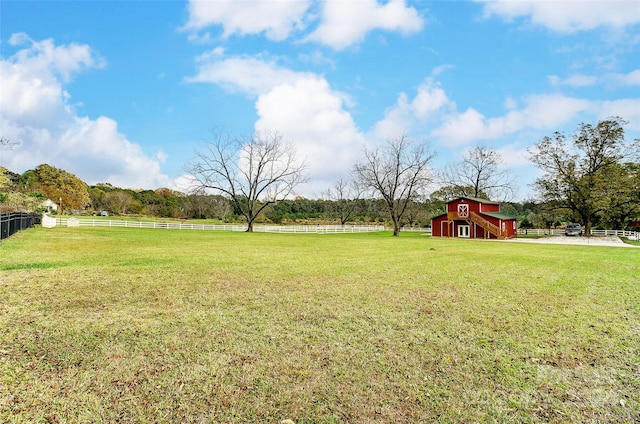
[1,227,639,422]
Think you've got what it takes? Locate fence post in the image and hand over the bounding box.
[0,212,40,240]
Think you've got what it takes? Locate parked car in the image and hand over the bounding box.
[565,223,583,236]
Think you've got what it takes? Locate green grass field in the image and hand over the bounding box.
[1,228,638,423]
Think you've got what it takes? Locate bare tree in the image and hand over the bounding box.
[402,195,430,229]
[323,177,362,225]
[105,191,133,215]
[0,137,20,167]
[442,144,516,201]
[0,137,19,150]
[353,135,436,236]
[184,189,232,220]
[186,130,307,232]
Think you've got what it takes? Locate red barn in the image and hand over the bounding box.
[431,196,517,239]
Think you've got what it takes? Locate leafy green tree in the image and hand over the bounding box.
[0,167,10,190]
[519,218,533,230]
[597,162,640,229]
[529,117,639,235]
[20,170,39,190]
[528,201,566,231]
[183,190,231,219]
[0,192,44,212]
[159,192,181,218]
[401,197,431,228]
[89,186,108,212]
[135,189,165,216]
[33,164,90,211]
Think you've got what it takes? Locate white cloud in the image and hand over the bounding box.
[604,69,640,86]
[184,51,638,199]
[185,53,314,96]
[56,116,170,188]
[597,99,640,130]
[8,33,105,82]
[372,78,454,139]
[411,80,452,117]
[0,60,72,129]
[185,53,365,197]
[431,64,455,77]
[477,0,640,33]
[255,77,365,196]
[496,143,535,168]
[433,94,591,146]
[182,0,311,41]
[305,0,424,50]
[298,50,336,69]
[501,94,592,130]
[504,97,518,110]
[433,108,489,146]
[182,0,424,50]
[0,34,172,189]
[369,79,602,150]
[186,32,214,44]
[549,69,640,88]
[548,74,597,87]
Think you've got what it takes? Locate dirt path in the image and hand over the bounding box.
[505,235,639,248]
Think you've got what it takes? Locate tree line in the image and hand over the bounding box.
[1,118,638,232]
[0,163,520,228]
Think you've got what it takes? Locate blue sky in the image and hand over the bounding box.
[1,0,639,200]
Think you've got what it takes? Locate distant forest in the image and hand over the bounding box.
[1,163,637,230]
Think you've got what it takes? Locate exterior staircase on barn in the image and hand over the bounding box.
[468,212,505,239]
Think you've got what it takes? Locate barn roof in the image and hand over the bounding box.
[448,196,500,205]
[481,211,517,220]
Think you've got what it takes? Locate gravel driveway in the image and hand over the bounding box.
[505,235,639,248]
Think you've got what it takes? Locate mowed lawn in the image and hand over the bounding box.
[1,228,638,423]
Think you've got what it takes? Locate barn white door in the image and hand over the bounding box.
[458,225,470,238]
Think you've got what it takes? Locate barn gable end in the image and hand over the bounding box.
[431,197,517,240]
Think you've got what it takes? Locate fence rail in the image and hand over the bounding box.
[43,216,385,234]
[37,216,640,240]
[0,212,41,240]
[396,227,432,233]
[252,225,385,234]
[518,228,639,239]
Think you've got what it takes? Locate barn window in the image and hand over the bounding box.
[458,203,469,218]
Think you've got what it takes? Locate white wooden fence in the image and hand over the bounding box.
[590,229,640,239]
[42,215,384,234]
[518,228,639,240]
[40,215,640,239]
[396,227,432,234]
[252,225,385,234]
